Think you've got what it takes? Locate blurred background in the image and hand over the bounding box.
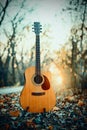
[0,0,87,95]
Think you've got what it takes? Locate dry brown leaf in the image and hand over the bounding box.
[0,99,4,104]
[77,100,84,107]
[9,110,20,117]
[65,96,75,102]
[52,106,60,111]
[11,100,16,104]
[48,125,53,130]
[26,121,36,128]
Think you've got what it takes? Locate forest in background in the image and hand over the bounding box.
[0,0,87,94]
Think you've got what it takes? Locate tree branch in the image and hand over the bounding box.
[0,0,12,26]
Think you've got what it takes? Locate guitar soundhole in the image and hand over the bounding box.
[34,75,43,84]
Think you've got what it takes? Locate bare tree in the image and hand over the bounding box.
[0,0,12,26]
[63,0,87,92]
[0,0,26,86]
[0,0,37,86]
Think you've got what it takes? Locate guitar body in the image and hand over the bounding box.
[20,66,56,113]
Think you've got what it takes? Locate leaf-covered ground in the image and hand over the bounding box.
[0,89,87,130]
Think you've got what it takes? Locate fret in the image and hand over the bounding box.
[35,35,41,75]
[33,22,42,75]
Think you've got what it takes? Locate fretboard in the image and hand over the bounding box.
[35,35,41,75]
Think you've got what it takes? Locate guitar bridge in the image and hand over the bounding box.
[32,92,45,96]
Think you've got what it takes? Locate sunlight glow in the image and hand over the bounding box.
[49,63,63,85]
[15,0,71,52]
[0,0,72,54]
[55,76,63,84]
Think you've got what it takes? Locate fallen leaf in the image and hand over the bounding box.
[65,96,75,102]
[48,125,53,130]
[9,110,20,117]
[0,99,4,104]
[12,100,16,103]
[77,100,84,107]
[26,121,36,128]
[52,106,60,111]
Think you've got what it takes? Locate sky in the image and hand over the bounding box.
[0,0,74,52]
[24,0,72,50]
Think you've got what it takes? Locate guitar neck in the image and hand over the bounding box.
[35,34,41,75]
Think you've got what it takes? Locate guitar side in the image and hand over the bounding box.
[20,66,56,113]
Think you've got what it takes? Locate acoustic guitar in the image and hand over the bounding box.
[20,22,56,113]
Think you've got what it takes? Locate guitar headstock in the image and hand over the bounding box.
[33,22,42,35]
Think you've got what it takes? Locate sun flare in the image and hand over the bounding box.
[49,63,63,85]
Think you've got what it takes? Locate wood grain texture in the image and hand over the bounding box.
[20,66,56,113]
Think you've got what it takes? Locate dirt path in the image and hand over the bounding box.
[0,86,23,94]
